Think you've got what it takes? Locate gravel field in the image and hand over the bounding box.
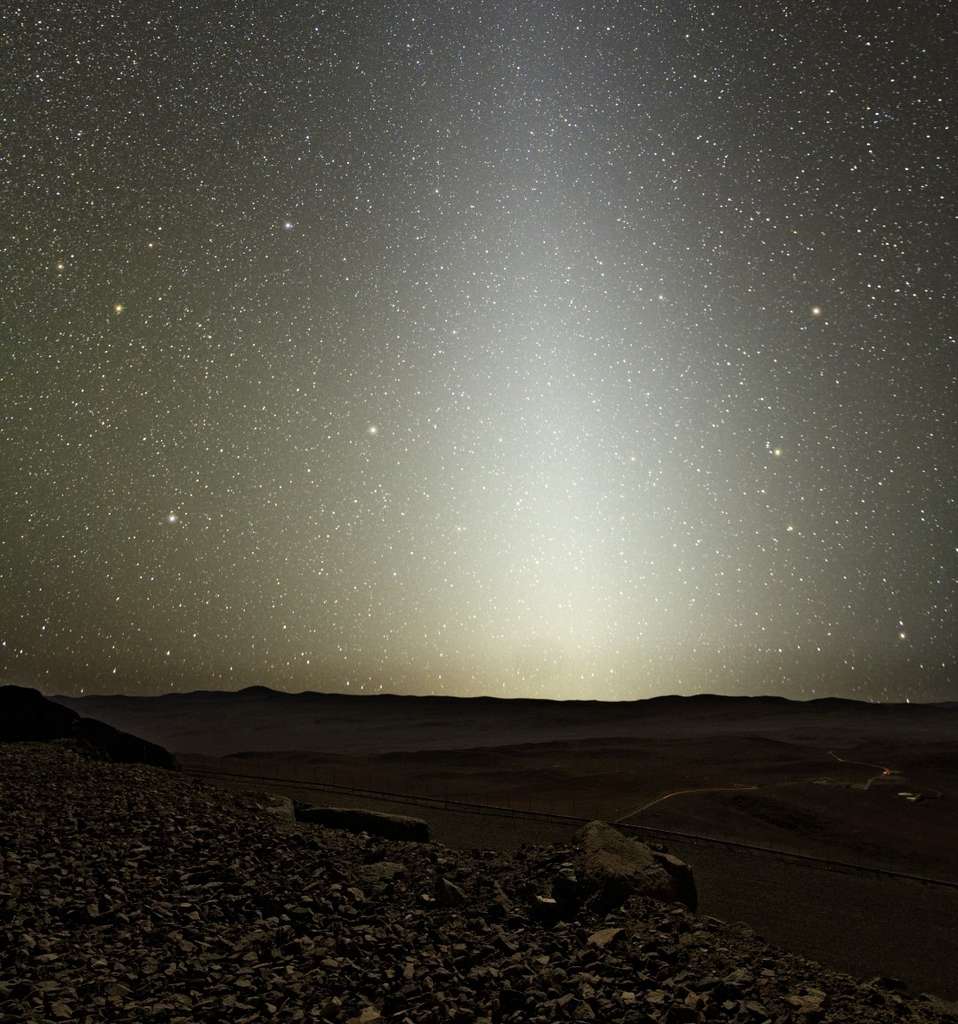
[2,743,956,1024]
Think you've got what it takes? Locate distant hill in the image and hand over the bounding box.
[48,687,958,758]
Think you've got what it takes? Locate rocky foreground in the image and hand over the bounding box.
[1,745,954,1024]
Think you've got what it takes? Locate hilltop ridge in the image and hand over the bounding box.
[48,687,958,759]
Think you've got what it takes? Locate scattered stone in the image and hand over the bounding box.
[530,894,562,924]
[358,861,405,888]
[0,744,949,1024]
[870,976,909,992]
[785,987,828,1018]
[349,1007,381,1024]
[587,926,624,948]
[437,876,466,906]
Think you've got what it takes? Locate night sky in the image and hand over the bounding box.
[2,2,955,701]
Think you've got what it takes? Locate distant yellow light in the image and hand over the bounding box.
[113,303,124,314]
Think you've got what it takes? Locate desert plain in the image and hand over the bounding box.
[52,688,958,999]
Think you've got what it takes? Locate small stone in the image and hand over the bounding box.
[587,927,624,948]
[668,1001,700,1024]
[437,876,466,906]
[349,1008,381,1024]
[531,894,562,923]
[784,989,827,1018]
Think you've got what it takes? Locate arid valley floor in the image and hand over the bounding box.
[53,688,958,999]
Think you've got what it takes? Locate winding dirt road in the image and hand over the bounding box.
[615,749,902,823]
[615,784,758,823]
[828,749,896,789]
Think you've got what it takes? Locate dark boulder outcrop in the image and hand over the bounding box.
[575,820,697,911]
[295,804,431,842]
[0,685,175,769]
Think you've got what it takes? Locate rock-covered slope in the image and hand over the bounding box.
[1,744,954,1024]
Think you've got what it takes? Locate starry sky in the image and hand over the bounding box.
[2,2,955,701]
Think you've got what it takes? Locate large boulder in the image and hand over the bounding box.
[295,804,430,842]
[0,684,176,769]
[575,820,697,912]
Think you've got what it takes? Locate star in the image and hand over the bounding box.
[2,1,950,704]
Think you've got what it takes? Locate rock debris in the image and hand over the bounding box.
[1,744,955,1024]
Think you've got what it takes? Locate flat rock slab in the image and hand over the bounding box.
[296,804,431,842]
[252,793,296,822]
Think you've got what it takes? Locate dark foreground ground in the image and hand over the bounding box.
[3,743,957,1024]
[53,688,958,1000]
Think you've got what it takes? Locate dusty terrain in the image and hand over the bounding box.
[52,688,958,998]
[3,743,957,1023]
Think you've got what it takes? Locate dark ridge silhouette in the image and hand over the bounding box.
[0,684,176,769]
[236,684,290,699]
[48,686,958,763]
[56,685,956,713]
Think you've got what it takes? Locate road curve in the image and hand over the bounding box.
[614,784,758,824]
[828,749,896,790]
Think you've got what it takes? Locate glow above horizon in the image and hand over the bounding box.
[0,3,954,701]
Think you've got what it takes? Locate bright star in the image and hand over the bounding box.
[113,303,124,314]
